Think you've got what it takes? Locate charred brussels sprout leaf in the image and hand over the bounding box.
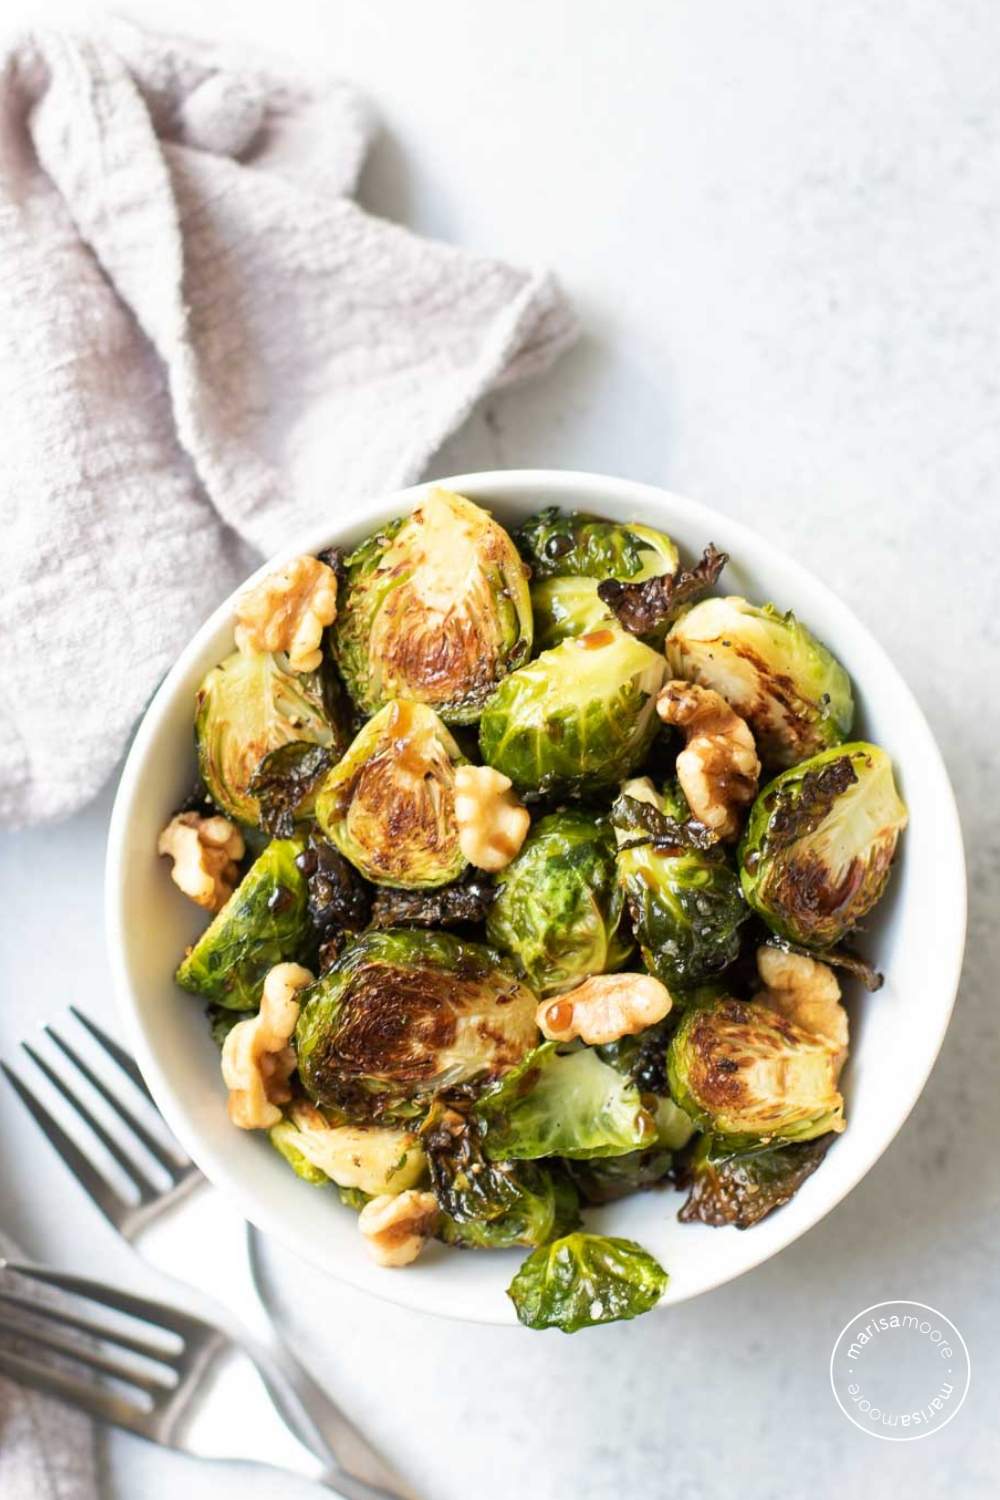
[176,839,310,1010]
[195,650,347,826]
[599,543,727,637]
[739,743,907,947]
[486,811,632,995]
[370,871,496,930]
[666,995,845,1144]
[515,508,679,583]
[425,1105,580,1250]
[297,829,372,942]
[507,1232,668,1332]
[315,700,466,889]
[479,629,666,798]
[332,488,532,724]
[613,781,749,990]
[295,929,539,1122]
[666,596,854,768]
[249,743,336,838]
[477,1044,656,1161]
[677,1132,834,1228]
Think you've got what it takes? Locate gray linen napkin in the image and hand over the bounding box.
[0,1242,99,1500]
[0,20,576,828]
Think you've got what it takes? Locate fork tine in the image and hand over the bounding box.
[0,1290,179,1365]
[1,1062,127,1229]
[0,1310,172,1396]
[20,1042,159,1203]
[45,1024,190,1180]
[69,1007,153,1100]
[0,1346,151,1435]
[2,1261,208,1343]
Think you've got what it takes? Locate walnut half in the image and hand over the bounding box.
[656,680,760,840]
[221,962,314,1130]
[158,811,244,912]
[358,1189,441,1267]
[538,972,673,1046]
[453,765,530,872]
[234,556,338,674]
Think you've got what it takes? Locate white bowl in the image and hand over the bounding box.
[106,470,966,1325]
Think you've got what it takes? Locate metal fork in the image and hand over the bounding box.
[2,1009,417,1500]
[0,1258,349,1487]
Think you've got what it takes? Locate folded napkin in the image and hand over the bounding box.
[0,1242,98,1500]
[0,21,576,828]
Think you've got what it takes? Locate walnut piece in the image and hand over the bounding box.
[538,972,673,1046]
[158,811,245,912]
[358,1189,441,1267]
[234,555,338,674]
[656,680,760,840]
[453,765,530,872]
[221,963,314,1129]
[755,946,848,1076]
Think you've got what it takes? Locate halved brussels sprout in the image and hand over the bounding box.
[476,1043,656,1160]
[486,810,633,995]
[479,629,666,797]
[315,700,466,889]
[176,838,310,1010]
[332,488,532,724]
[665,596,854,768]
[677,1132,834,1229]
[613,779,749,989]
[270,1100,427,1195]
[739,743,908,947]
[424,1103,580,1250]
[666,995,845,1144]
[515,508,679,583]
[195,650,347,826]
[507,1232,669,1333]
[295,929,539,1122]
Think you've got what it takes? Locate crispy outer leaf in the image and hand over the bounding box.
[597,543,727,635]
[610,791,719,852]
[370,872,496,929]
[507,1232,669,1332]
[677,1133,834,1229]
[249,743,337,838]
[762,755,858,854]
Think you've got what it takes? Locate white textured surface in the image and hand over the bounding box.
[1,2,997,1498]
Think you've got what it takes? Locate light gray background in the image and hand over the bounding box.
[2,2,998,1496]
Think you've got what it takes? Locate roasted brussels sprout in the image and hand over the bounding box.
[515,508,679,583]
[565,1147,676,1205]
[677,1132,834,1229]
[424,1104,580,1250]
[295,929,539,1121]
[507,1232,669,1332]
[270,1100,427,1194]
[486,810,632,995]
[315,700,467,889]
[332,488,532,724]
[739,743,908,947]
[666,995,845,1144]
[195,650,347,826]
[530,576,614,651]
[665,596,854,767]
[479,629,666,797]
[477,1043,656,1160]
[613,779,749,989]
[176,838,310,1009]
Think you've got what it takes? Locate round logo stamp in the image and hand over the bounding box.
[830,1300,971,1441]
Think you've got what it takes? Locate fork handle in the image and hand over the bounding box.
[138,1187,417,1500]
